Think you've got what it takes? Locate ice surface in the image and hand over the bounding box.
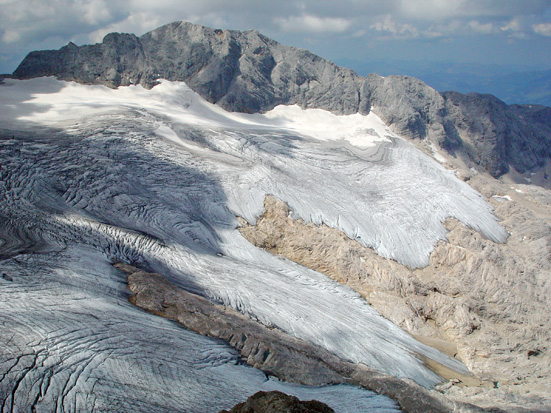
[0,78,507,409]
[0,247,398,412]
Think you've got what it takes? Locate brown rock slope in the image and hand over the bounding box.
[237,176,551,410]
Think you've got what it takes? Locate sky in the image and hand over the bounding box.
[1,0,551,75]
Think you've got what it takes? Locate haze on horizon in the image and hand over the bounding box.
[2,0,551,104]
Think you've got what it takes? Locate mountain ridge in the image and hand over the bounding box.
[10,21,551,180]
[5,22,551,177]
[336,58,551,108]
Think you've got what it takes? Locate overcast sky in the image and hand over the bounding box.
[1,0,551,75]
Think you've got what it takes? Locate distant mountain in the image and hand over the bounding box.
[10,21,551,178]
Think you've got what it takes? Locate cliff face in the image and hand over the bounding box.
[12,21,551,179]
[442,92,551,177]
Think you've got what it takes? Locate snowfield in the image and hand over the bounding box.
[0,78,507,410]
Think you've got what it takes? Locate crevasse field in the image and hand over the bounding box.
[0,78,506,411]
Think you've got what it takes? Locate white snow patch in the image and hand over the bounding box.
[492,195,512,202]
[426,139,447,163]
[250,104,392,148]
[1,78,389,149]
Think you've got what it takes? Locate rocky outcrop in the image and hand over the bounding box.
[237,177,551,411]
[117,262,345,386]
[12,21,551,180]
[220,391,334,413]
[442,92,551,177]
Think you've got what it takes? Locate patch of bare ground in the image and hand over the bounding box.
[219,390,335,413]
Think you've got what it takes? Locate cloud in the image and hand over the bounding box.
[2,29,21,44]
[2,0,551,47]
[0,0,124,45]
[468,20,495,34]
[82,0,116,25]
[274,15,352,34]
[533,22,551,37]
[88,11,161,43]
[421,30,444,39]
[371,15,419,39]
[396,0,463,21]
[501,18,522,32]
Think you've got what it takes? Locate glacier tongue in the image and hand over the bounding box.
[0,78,507,407]
[0,247,399,412]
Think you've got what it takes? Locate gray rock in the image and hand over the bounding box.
[360,74,462,150]
[12,21,551,179]
[442,92,551,177]
[220,391,335,413]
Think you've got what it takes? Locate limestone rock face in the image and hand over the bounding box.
[442,92,551,177]
[13,22,361,115]
[361,74,462,151]
[237,178,551,411]
[12,21,551,179]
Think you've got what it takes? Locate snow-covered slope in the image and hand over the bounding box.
[0,78,507,410]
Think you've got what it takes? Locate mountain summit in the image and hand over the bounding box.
[12,21,551,180]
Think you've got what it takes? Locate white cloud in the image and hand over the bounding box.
[397,0,551,20]
[2,30,20,43]
[422,30,444,39]
[82,0,115,25]
[397,0,463,21]
[498,18,534,39]
[468,20,495,34]
[533,22,551,37]
[371,15,419,39]
[274,14,352,34]
[3,0,551,48]
[501,18,521,32]
[88,12,161,43]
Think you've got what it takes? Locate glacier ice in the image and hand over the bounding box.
[0,78,507,408]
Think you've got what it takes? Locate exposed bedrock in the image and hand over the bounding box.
[237,187,551,411]
[118,263,489,413]
[220,390,335,413]
[12,21,551,181]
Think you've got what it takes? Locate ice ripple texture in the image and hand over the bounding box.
[0,78,506,410]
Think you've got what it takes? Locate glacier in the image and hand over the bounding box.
[0,78,507,410]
